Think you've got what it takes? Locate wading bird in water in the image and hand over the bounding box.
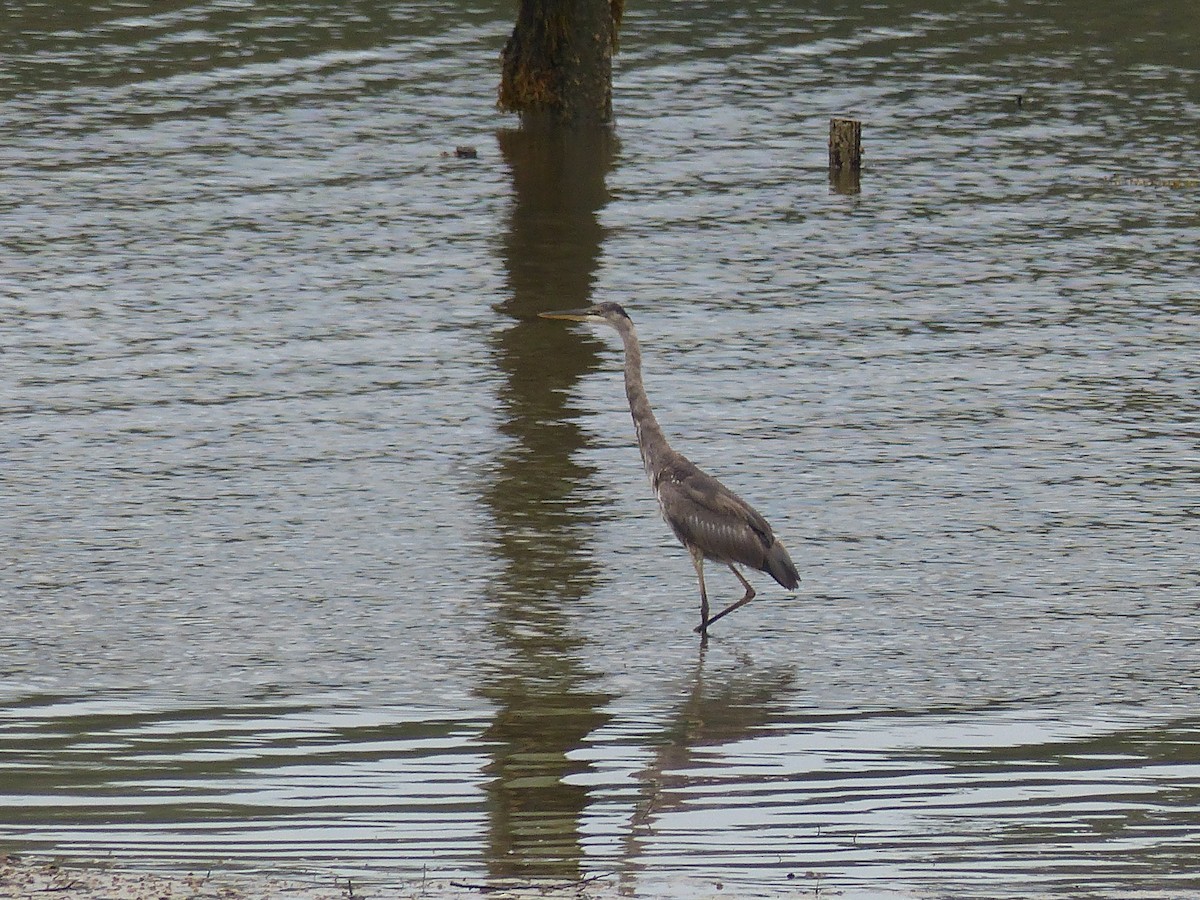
[539,303,799,639]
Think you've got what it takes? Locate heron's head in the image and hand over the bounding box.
[538,302,631,328]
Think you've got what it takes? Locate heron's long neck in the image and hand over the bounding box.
[614,318,673,477]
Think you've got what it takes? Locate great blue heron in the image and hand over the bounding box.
[539,302,800,638]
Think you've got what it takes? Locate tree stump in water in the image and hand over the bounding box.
[499,0,623,127]
[828,117,862,194]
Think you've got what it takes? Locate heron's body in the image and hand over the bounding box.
[540,302,799,637]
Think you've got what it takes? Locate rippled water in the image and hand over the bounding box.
[2,1,1199,897]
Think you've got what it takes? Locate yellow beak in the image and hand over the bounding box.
[538,308,595,322]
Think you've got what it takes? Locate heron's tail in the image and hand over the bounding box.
[765,540,800,590]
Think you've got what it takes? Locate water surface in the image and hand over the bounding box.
[2,1,1199,897]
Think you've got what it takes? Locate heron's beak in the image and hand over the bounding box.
[538,308,595,322]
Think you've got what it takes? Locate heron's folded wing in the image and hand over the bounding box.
[656,469,774,568]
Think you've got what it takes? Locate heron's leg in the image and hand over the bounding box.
[703,565,757,629]
[690,548,709,635]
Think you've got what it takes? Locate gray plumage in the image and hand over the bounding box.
[539,302,799,638]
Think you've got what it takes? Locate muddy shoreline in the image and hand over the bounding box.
[0,856,643,900]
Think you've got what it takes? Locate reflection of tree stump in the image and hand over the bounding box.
[828,117,861,194]
[480,121,618,884]
[499,0,622,126]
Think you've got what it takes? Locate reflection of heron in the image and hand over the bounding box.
[540,303,799,637]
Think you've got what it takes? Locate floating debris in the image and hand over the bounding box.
[1107,173,1199,189]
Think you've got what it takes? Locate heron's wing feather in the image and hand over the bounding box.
[656,461,775,568]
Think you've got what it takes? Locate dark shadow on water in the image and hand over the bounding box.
[475,123,619,880]
[494,123,616,321]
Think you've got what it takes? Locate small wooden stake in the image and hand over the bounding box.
[829,117,862,193]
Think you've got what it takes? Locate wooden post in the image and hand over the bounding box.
[828,117,862,193]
